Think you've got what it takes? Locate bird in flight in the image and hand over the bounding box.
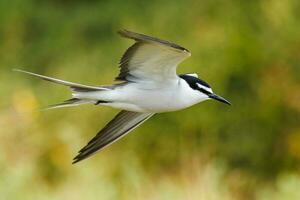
[15,30,230,163]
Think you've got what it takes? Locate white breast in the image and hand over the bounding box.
[106,79,208,112]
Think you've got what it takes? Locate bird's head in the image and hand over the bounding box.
[179,73,231,105]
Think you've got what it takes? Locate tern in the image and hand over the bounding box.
[15,30,231,163]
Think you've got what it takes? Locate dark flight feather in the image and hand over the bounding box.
[73,110,154,163]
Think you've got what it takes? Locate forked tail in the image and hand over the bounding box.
[43,98,96,110]
[14,69,110,109]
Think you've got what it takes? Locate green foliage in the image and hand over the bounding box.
[1,0,300,199]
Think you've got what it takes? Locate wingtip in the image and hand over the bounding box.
[117,29,134,39]
[72,153,88,164]
[117,28,127,34]
[117,29,146,41]
[72,154,82,164]
[117,28,126,34]
[72,158,80,164]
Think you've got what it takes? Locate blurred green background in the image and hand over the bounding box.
[1,0,300,199]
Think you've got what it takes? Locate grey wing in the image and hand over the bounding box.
[116,30,191,82]
[73,110,154,163]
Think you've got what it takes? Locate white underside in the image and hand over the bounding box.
[73,78,209,113]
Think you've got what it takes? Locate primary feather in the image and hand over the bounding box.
[73,110,154,163]
[116,30,191,82]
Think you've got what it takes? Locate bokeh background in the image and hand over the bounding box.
[1,0,300,199]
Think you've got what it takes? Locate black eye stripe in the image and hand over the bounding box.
[179,74,212,95]
[179,74,210,88]
[198,87,212,95]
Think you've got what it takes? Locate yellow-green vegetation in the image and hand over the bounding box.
[1,0,300,199]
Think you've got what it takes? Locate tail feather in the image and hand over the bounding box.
[13,69,110,91]
[14,69,109,109]
[43,98,96,110]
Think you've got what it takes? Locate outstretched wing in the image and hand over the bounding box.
[73,111,154,163]
[116,30,191,82]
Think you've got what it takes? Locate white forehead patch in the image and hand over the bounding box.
[196,83,213,93]
[185,73,198,78]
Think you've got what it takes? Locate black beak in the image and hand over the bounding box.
[208,93,231,105]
